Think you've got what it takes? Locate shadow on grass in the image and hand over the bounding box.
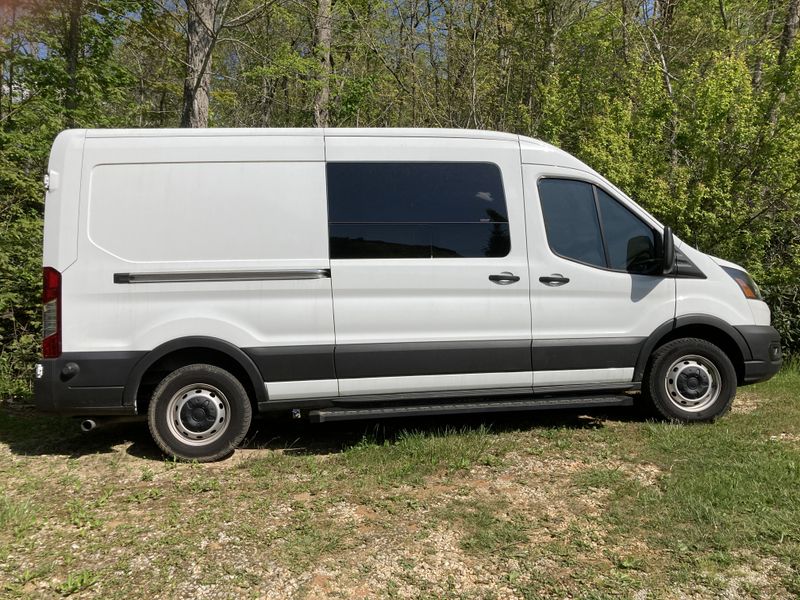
[244,401,655,458]
[0,397,652,461]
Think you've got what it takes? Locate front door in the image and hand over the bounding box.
[327,135,533,396]
[523,165,676,388]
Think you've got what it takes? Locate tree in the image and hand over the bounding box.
[2,0,800,396]
[177,0,270,127]
[313,0,332,127]
[181,0,215,127]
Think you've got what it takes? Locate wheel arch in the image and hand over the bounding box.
[634,315,751,384]
[123,337,268,413]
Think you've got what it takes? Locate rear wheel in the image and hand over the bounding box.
[148,364,252,462]
[643,337,736,422]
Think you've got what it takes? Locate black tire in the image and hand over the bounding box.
[148,363,252,462]
[643,337,737,422]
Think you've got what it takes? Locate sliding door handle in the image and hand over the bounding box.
[539,274,570,286]
[489,272,521,285]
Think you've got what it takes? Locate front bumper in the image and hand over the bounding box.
[735,325,783,384]
[34,352,144,416]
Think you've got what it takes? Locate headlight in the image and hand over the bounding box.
[722,266,762,300]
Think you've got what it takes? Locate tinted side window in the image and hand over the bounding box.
[538,179,605,268]
[596,189,657,274]
[327,162,508,223]
[327,162,510,259]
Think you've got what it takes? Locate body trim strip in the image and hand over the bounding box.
[532,337,645,371]
[265,379,338,401]
[534,367,633,386]
[245,345,336,382]
[335,340,531,379]
[258,382,638,413]
[114,269,331,284]
[245,338,643,383]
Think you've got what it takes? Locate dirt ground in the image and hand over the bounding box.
[1,374,799,599]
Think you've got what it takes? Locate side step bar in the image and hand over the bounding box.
[308,395,633,423]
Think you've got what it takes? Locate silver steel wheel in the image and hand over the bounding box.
[664,354,722,413]
[165,383,230,446]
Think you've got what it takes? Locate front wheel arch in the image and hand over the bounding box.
[634,318,747,385]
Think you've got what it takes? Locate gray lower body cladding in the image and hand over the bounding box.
[737,325,782,384]
[32,326,781,417]
[34,351,145,415]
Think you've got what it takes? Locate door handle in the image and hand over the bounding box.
[489,272,520,285]
[539,274,570,286]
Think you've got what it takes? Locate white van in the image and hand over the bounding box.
[34,128,782,461]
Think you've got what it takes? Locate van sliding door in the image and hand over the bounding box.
[326,135,532,397]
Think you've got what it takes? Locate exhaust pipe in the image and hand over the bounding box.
[79,416,144,432]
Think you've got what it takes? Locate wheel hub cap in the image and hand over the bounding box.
[664,355,721,412]
[181,397,219,432]
[676,367,710,399]
[166,385,230,445]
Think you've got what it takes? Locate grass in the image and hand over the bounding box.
[0,494,35,540]
[0,369,798,598]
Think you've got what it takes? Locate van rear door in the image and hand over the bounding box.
[326,134,532,396]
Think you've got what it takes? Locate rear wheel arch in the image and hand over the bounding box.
[124,337,267,413]
[634,316,749,384]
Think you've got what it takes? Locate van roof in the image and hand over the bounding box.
[78,127,589,171]
[83,127,541,144]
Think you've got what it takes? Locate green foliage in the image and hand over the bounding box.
[762,283,800,353]
[1,0,800,396]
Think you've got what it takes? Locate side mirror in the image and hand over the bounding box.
[661,225,675,275]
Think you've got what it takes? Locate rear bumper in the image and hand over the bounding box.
[735,325,783,385]
[34,352,144,416]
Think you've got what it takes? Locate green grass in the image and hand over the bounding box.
[0,369,798,597]
[439,497,530,554]
[55,571,96,596]
[0,494,35,540]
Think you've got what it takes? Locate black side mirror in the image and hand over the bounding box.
[661,225,675,275]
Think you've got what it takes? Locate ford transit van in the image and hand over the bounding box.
[34,128,782,461]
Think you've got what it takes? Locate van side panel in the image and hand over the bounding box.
[41,132,339,412]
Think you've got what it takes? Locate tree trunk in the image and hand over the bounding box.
[313,0,332,127]
[181,0,215,128]
[620,0,631,64]
[752,0,776,89]
[64,0,82,128]
[777,0,800,67]
[544,2,556,73]
[768,0,800,124]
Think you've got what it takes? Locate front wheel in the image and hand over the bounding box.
[643,338,737,422]
[148,364,252,462]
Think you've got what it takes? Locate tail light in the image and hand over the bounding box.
[42,266,61,358]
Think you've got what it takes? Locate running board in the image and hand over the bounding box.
[308,394,633,423]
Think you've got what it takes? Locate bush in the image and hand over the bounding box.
[761,283,800,358]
